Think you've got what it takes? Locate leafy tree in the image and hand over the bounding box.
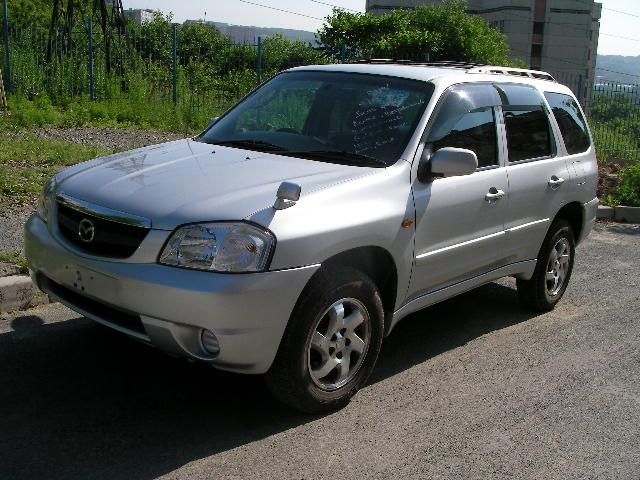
[318,0,515,65]
[262,34,326,72]
[8,0,52,29]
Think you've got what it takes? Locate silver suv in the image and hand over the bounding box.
[25,62,598,412]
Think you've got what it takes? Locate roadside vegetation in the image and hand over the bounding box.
[590,89,640,206]
[0,129,111,206]
[0,249,28,276]
[603,162,640,207]
[2,91,219,133]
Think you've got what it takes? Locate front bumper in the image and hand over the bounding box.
[25,214,319,374]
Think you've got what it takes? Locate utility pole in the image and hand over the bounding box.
[2,0,11,93]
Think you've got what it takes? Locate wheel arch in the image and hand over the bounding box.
[553,202,583,243]
[310,246,399,335]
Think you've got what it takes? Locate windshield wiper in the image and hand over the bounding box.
[208,139,288,152]
[280,150,387,167]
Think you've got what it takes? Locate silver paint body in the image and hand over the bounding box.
[25,64,598,374]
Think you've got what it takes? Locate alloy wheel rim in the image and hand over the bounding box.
[307,298,371,391]
[546,238,571,296]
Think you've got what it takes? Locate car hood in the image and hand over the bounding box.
[56,139,374,230]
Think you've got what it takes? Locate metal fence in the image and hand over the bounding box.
[1,18,639,161]
[559,72,640,162]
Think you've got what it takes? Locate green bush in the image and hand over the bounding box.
[610,163,640,207]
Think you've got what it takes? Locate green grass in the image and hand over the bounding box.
[0,131,112,205]
[3,92,231,133]
[0,249,28,274]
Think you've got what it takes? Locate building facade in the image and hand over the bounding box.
[124,8,155,24]
[365,0,601,104]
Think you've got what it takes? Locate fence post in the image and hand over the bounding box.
[2,0,11,93]
[256,35,263,85]
[87,16,95,101]
[172,23,177,106]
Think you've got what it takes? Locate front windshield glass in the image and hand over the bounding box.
[197,71,435,167]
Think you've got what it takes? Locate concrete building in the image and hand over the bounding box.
[365,0,601,104]
[124,8,155,24]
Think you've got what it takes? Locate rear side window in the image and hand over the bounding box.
[544,92,591,155]
[426,84,499,168]
[497,84,554,162]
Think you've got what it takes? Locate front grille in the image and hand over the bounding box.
[57,201,149,258]
[38,274,148,337]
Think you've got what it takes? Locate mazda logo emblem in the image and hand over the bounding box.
[78,218,96,243]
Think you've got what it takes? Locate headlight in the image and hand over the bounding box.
[159,222,275,272]
[36,177,56,223]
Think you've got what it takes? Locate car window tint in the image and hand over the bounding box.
[497,84,553,162]
[544,92,591,155]
[426,85,499,168]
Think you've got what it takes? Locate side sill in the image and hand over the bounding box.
[388,259,537,335]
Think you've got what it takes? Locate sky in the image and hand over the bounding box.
[123,0,640,56]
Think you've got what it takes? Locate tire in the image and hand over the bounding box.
[265,265,384,413]
[516,219,575,312]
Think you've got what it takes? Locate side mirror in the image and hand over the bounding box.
[273,182,302,210]
[207,117,219,129]
[418,147,478,182]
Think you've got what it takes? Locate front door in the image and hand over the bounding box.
[408,83,509,300]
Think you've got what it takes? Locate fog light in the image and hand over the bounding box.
[200,329,220,356]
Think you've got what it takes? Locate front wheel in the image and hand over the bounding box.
[517,219,575,311]
[265,266,384,413]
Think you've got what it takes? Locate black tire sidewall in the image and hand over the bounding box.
[270,266,384,412]
[537,220,576,307]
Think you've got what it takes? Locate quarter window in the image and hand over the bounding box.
[497,84,554,162]
[544,92,591,155]
[426,85,499,168]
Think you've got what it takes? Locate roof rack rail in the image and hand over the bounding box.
[467,66,557,82]
[356,59,488,69]
[417,60,488,69]
[353,60,557,82]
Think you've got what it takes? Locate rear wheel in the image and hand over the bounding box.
[517,219,575,311]
[265,266,384,413]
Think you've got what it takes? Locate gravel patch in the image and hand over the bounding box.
[29,126,186,151]
[0,204,32,254]
[0,262,24,277]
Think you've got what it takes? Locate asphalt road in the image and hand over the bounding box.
[1,223,638,480]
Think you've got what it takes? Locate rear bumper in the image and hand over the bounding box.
[578,197,599,245]
[25,214,319,374]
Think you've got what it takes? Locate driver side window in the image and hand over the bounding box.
[426,85,499,168]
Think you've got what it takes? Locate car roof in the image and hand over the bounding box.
[287,62,575,97]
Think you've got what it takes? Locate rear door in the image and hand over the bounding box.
[544,91,597,205]
[498,83,572,262]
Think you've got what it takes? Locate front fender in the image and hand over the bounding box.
[248,161,415,310]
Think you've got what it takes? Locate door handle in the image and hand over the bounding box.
[485,187,505,202]
[548,176,565,188]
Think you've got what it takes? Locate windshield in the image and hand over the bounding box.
[197,71,434,167]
